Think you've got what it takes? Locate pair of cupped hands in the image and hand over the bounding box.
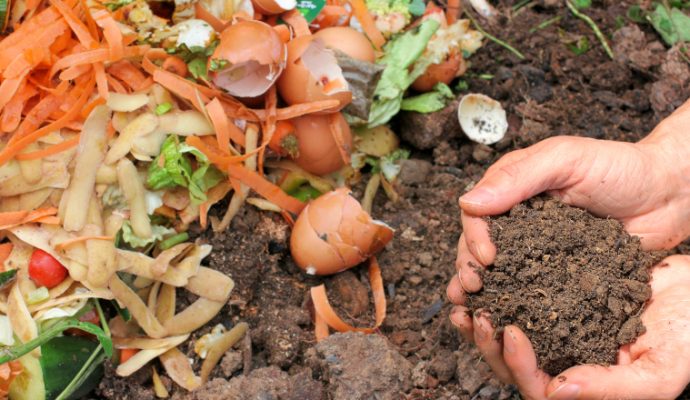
[447,101,690,400]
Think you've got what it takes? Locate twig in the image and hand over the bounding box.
[529,15,562,33]
[565,0,614,60]
[467,13,526,60]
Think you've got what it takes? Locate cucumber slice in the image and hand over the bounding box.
[40,336,104,400]
[9,353,46,400]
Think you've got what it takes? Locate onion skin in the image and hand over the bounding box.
[313,27,375,63]
[277,36,352,110]
[291,113,352,175]
[290,188,394,275]
[411,53,465,92]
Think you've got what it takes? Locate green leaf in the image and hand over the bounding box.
[566,36,591,55]
[120,221,175,249]
[41,336,104,400]
[288,185,322,202]
[155,102,173,116]
[147,136,225,204]
[648,3,690,45]
[0,318,113,365]
[408,0,425,16]
[103,0,132,11]
[400,83,454,113]
[368,19,440,127]
[0,269,17,290]
[627,5,645,23]
[209,58,228,72]
[187,57,208,80]
[571,0,591,9]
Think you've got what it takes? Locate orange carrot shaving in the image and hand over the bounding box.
[226,164,305,215]
[81,97,106,119]
[0,207,58,230]
[153,69,210,112]
[59,64,92,81]
[0,361,23,398]
[247,99,341,121]
[314,312,330,342]
[108,60,148,91]
[49,0,96,48]
[15,136,79,160]
[282,9,311,37]
[105,73,127,94]
[0,19,68,72]
[328,113,350,165]
[0,82,37,133]
[93,9,124,61]
[34,216,61,225]
[311,256,386,340]
[0,73,29,113]
[120,348,139,363]
[0,244,14,267]
[207,98,245,151]
[161,56,188,78]
[194,2,226,33]
[259,86,278,175]
[54,235,114,250]
[185,136,256,171]
[199,203,209,229]
[348,0,385,50]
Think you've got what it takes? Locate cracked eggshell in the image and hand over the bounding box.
[457,93,508,145]
[277,36,352,111]
[210,20,286,98]
[313,27,376,63]
[290,188,394,275]
[291,112,352,175]
[252,0,295,15]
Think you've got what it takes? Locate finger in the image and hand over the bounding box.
[461,211,496,265]
[546,360,685,400]
[446,274,466,305]
[503,326,550,399]
[457,235,483,292]
[473,312,514,384]
[449,305,474,343]
[617,344,633,365]
[459,137,583,216]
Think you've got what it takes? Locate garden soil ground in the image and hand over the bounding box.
[96,1,690,399]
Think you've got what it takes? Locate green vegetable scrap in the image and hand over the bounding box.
[368,19,440,127]
[366,0,412,20]
[155,102,173,116]
[166,42,219,81]
[147,135,225,204]
[400,83,454,113]
[103,0,133,11]
[120,221,176,249]
[648,3,690,45]
[0,268,17,290]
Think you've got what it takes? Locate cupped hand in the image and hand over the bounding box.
[449,255,690,400]
[447,102,690,303]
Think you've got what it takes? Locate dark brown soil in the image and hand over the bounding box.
[97,1,690,399]
[467,197,658,376]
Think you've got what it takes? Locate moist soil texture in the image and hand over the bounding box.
[97,1,690,399]
[467,197,657,376]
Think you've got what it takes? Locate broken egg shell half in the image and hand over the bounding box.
[290,188,394,275]
[313,27,376,63]
[277,36,352,111]
[457,93,508,145]
[210,20,286,98]
[291,112,352,176]
[251,0,295,15]
[411,53,465,92]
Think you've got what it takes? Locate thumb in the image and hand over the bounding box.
[459,138,583,216]
[546,361,684,400]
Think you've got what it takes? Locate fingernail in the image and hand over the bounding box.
[449,306,464,327]
[460,188,495,207]
[474,314,487,341]
[503,328,516,354]
[548,383,581,400]
[469,242,486,265]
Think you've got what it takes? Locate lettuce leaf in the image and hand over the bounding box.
[120,221,175,249]
[147,136,225,204]
[401,82,454,113]
[368,19,440,127]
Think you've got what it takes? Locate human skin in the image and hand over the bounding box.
[446,99,690,399]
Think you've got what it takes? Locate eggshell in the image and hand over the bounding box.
[210,20,286,98]
[276,36,352,110]
[313,27,376,63]
[457,93,508,145]
[290,112,352,175]
[252,0,295,15]
[411,53,465,92]
[290,188,394,275]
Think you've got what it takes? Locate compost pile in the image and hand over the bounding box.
[468,197,659,376]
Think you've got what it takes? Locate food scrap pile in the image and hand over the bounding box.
[0,0,483,397]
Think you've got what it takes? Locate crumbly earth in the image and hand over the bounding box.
[97,1,690,399]
[468,197,659,375]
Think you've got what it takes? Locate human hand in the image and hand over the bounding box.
[447,100,690,302]
[449,255,690,400]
